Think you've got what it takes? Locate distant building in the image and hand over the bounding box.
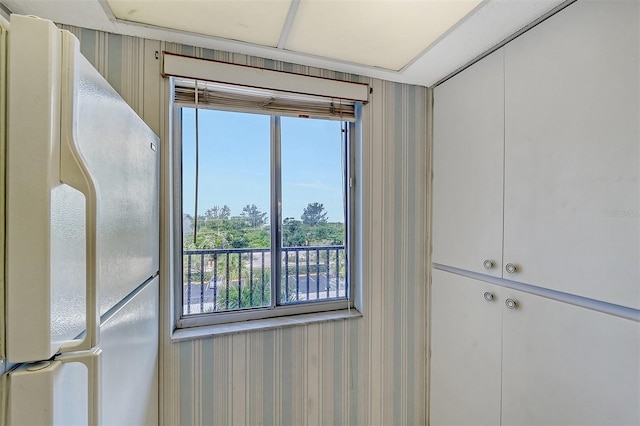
[183,214,193,235]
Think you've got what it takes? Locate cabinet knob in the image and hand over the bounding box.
[483,292,495,302]
[483,260,494,270]
[505,298,517,309]
[505,263,517,274]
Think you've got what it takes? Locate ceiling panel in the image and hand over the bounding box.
[285,0,483,71]
[107,0,292,47]
[0,0,569,86]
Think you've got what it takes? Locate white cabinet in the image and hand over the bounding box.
[501,288,640,426]
[432,48,505,277]
[503,0,639,309]
[431,2,640,424]
[432,0,640,309]
[430,269,640,426]
[429,269,502,426]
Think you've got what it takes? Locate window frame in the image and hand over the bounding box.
[171,99,358,330]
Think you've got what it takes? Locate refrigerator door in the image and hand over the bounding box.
[67,30,160,317]
[6,15,159,363]
[100,276,159,426]
[6,348,101,425]
[6,15,97,362]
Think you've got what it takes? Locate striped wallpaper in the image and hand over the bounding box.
[61,24,431,426]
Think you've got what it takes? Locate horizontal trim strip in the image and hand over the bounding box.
[172,308,362,341]
[433,263,640,322]
[177,298,353,328]
[163,52,369,102]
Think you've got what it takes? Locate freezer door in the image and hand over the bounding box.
[6,348,101,425]
[69,32,160,317]
[100,276,159,426]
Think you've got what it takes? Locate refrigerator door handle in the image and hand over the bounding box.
[6,348,102,426]
[59,348,102,426]
[58,30,100,353]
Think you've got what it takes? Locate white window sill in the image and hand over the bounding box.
[171,308,363,342]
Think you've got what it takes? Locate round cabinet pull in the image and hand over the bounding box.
[483,292,494,302]
[505,298,517,309]
[483,260,494,270]
[505,263,517,274]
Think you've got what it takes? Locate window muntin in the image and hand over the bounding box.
[175,92,354,327]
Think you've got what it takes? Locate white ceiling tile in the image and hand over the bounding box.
[1,0,569,86]
[284,0,482,70]
[107,0,292,47]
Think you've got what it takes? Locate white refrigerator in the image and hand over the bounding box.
[1,14,159,425]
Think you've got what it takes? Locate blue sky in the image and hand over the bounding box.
[182,108,346,223]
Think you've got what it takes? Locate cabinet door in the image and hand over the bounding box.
[432,49,504,276]
[501,290,640,425]
[503,0,640,308]
[429,269,502,426]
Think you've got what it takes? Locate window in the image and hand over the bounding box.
[172,78,358,328]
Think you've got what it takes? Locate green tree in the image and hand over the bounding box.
[241,204,268,227]
[283,217,307,247]
[216,269,271,310]
[301,202,328,226]
[204,205,231,220]
[246,228,270,248]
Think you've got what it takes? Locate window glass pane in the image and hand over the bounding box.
[182,108,272,314]
[280,117,348,304]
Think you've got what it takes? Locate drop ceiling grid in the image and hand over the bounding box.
[284,0,483,71]
[0,0,570,86]
[107,0,292,47]
[106,0,483,71]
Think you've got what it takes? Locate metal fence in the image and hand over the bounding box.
[183,245,347,314]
